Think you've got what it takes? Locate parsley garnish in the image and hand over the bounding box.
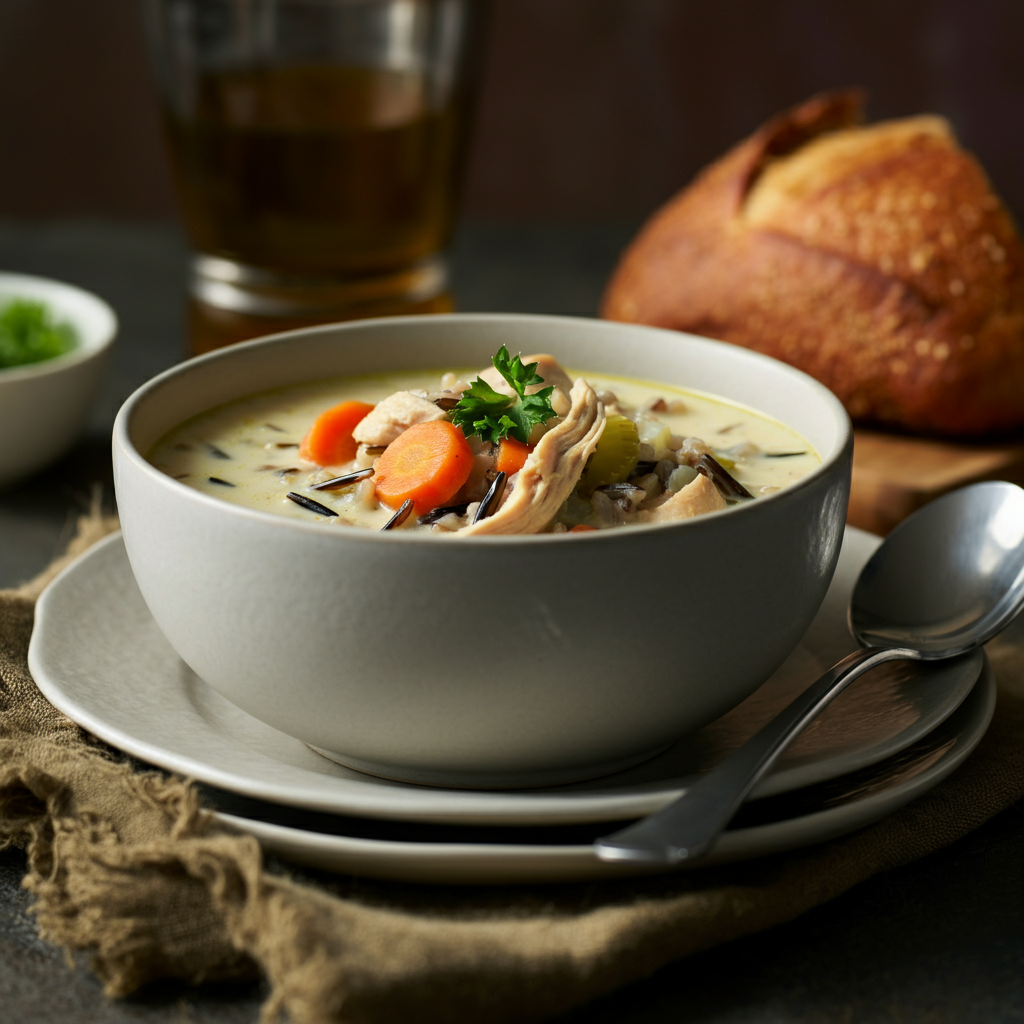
[451,347,557,444]
[0,299,77,369]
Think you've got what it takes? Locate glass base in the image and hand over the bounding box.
[187,292,455,355]
[187,253,454,354]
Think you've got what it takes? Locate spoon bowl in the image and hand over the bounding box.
[851,482,1024,657]
[596,481,1024,866]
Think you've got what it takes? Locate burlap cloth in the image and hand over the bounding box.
[2,513,1024,1024]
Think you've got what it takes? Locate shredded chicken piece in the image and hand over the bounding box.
[352,391,446,447]
[634,472,727,524]
[460,378,606,535]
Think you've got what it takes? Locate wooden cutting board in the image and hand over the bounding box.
[849,429,1024,535]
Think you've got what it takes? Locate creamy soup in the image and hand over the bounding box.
[149,353,820,534]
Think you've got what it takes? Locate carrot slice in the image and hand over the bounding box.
[299,400,376,466]
[374,420,474,514]
[496,437,532,476]
[569,524,597,533]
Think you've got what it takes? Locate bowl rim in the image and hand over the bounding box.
[0,271,118,383]
[113,313,852,546]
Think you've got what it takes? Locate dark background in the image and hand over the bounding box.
[2,0,1024,226]
[3,6,1024,1022]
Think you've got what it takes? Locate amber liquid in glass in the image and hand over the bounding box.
[166,64,463,274]
[163,65,464,349]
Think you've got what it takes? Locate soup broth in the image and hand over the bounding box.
[149,361,821,533]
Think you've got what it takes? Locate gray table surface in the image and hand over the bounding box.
[0,221,1022,1023]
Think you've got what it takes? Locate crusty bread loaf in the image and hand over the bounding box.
[601,92,1024,437]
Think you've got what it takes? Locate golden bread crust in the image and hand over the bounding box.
[601,92,1024,436]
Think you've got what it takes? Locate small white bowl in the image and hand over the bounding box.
[0,272,118,487]
[113,315,852,788]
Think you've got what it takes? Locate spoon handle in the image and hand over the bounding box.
[594,645,921,866]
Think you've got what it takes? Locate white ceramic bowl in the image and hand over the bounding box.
[0,272,118,487]
[113,315,852,788]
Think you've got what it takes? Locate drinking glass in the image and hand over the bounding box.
[142,0,486,352]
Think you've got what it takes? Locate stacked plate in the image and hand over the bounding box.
[29,528,993,885]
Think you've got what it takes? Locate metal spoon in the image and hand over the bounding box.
[595,480,1024,866]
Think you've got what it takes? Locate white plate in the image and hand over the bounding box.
[29,527,983,827]
[211,666,995,883]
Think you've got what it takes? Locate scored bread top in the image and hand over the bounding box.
[602,92,1024,437]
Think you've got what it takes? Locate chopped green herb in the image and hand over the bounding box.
[0,299,77,369]
[451,346,557,444]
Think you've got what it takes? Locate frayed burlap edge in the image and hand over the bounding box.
[1,511,1023,1024]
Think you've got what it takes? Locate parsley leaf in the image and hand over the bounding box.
[0,300,77,369]
[451,347,557,444]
